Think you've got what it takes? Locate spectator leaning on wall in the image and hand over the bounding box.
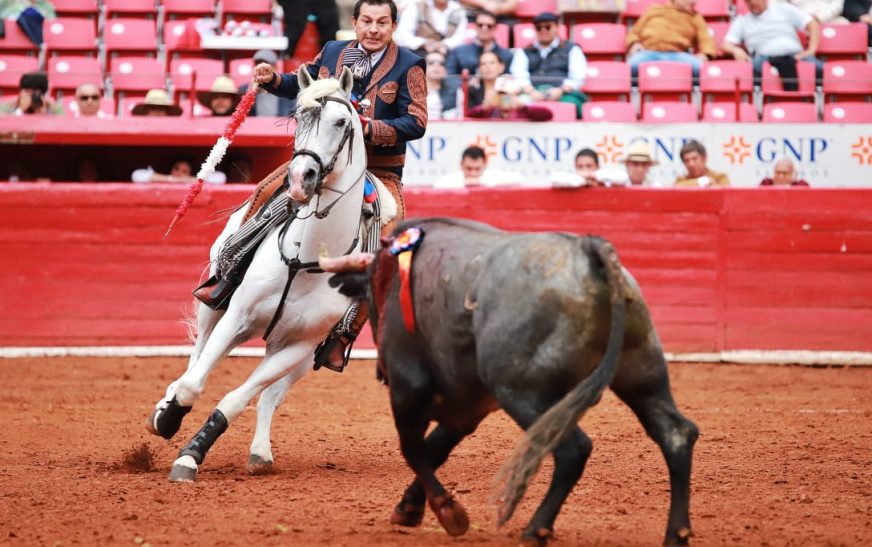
[759,158,811,186]
[0,72,63,116]
[674,140,730,187]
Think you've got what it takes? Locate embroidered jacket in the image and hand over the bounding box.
[269,39,428,178]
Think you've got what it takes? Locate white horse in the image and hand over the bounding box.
[146,66,390,482]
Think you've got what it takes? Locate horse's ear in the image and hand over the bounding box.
[338,66,354,97]
[298,64,314,90]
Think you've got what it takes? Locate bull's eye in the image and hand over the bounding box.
[335,118,347,128]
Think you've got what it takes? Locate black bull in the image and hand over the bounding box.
[323,218,699,545]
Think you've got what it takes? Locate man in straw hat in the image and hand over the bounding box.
[619,141,662,187]
[199,75,240,117]
[131,89,183,116]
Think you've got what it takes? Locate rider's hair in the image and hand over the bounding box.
[575,148,599,167]
[462,146,486,161]
[353,0,398,23]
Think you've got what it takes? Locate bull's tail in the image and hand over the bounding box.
[494,237,630,527]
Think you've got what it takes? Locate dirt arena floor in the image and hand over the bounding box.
[1,356,870,546]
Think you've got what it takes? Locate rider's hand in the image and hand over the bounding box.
[253,62,277,86]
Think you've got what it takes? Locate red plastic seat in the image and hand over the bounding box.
[104,19,158,69]
[582,61,632,101]
[641,101,698,122]
[620,0,667,24]
[0,21,41,54]
[817,23,868,61]
[571,24,626,61]
[701,102,758,122]
[582,101,637,122]
[516,0,559,19]
[48,56,103,96]
[823,102,872,122]
[638,61,693,106]
[706,22,730,58]
[43,18,98,56]
[169,58,225,95]
[823,61,872,102]
[761,61,816,103]
[694,0,730,20]
[163,0,216,18]
[53,0,98,16]
[734,0,750,15]
[528,101,577,120]
[104,0,157,17]
[222,0,272,22]
[699,60,753,103]
[512,23,568,49]
[229,57,259,87]
[62,94,115,117]
[110,57,165,98]
[762,102,818,122]
[117,94,148,116]
[0,55,40,93]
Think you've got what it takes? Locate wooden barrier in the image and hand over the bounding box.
[2,184,870,352]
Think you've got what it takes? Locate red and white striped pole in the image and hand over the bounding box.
[164,81,260,238]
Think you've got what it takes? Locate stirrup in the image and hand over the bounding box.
[193,275,240,310]
[313,331,355,373]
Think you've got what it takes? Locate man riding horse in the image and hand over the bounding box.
[197,0,427,372]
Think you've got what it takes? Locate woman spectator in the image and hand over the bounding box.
[466,76,553,120]
[465,50,505,109]
[425,51,459,119]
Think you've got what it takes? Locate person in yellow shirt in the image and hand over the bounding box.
[674,140,730,187]
[625,0,716,77]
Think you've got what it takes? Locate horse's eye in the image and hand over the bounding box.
[335,118,346,127]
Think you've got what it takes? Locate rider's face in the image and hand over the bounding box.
[352,3,396,53]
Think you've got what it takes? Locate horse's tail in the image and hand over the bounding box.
[494,237,630,527]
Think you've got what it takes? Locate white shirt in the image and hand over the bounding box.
[131,167,226,185]
[433,169,522,188]
[725,3,812,57]
[509,37,587,90]
[395,0,468,50]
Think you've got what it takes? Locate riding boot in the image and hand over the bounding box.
[313,301,369,373]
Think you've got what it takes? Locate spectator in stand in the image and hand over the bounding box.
[466,76,553,120]
[619,142,662,187]
[240,50,296,117]
[433,144,521,187]
[225,154,254,184]
[842,0,872,45]
[0,72,63,116]
[395,0,468,56]
[759,158,810,186]
[551,148,627,187]
[75,155,99,182]
[277,0,340,57]
[425,51,459,119]
[509,12,587,119]
[722,0,823,83]
[131,89,183,117]
[199,76,240,117]
[625,0,716,78]
[777,0,847,23]
[445,9,512,76]
[466,50,506,108]
[674,140,730,187]
[71,83,108,118]
[132,155,226,184]
[458,0,517,20]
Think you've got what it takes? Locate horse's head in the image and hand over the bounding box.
[289,65,360,204]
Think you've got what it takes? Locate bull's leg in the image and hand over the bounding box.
[498,394,592,545]
[391,424,478,528]
[614,383,698,546]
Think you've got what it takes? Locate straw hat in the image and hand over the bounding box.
[131,89,182,116]
[619,142,658,165]
[197,75,240,109]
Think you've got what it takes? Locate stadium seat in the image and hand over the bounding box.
[583,61,632,101]
[762,102,818,122]
[706,22,730,58]
[699,60,753,103]
[221,0,272,22]
[823,61,872,102]
[761,61,816,103]
[516,0,559,20]
[582,101,637,122]
[163,20,209,60]
[512,23,568,49]
[733,0,750,15]
[43,18,98,57]
[641,101,698,122]
[694,0,730,20]
[104,19,158,70]
[169,58,225,96]
[103,0,157,18]
[163,0,216,19]
[823,102,872,122]
[62,94,115,117]
[0,55,40,93]
[462,23,511,49]
[48,56,103,97]
[229,57,259,87]
[0,21,41,54]
[110,57,165,98]
[571,24,626,61]
[116,94,147,116]
[620,0,667,24]
[817,23,868,61]
[53,0,99,17]
[638,61,693,106]
[701,102,758,122]
[529,101,577,120]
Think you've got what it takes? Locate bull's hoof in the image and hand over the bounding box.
[247,454,275,475]
[520,526,553,546]
[389,502,425,527]
[146,397,192,440]
[168,456,198,483]
[665,527,692,546]
[431,496,469,537]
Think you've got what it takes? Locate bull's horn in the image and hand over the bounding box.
[318,252,375,272]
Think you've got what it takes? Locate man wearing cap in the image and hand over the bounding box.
[509,12,587,119]
[620,142,662,187]
[0,72,63,115]
[239,50,296,117]
[250,0,428,372]
[131,89,183,116]
[199,75,240,117]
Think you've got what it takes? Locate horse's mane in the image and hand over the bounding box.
[297,78,343,109]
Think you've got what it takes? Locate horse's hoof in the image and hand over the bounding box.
[389,502,425,527]
[247,454,275,475]
[168,456,198,483]
[147,398,192,440]
[666,527,692,546]
[520,527,553,546]
[432,496,469,537]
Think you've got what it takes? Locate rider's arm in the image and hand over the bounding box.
[366,58,428,146]
[268,45,329,99]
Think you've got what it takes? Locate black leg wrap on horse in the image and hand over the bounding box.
[178,409,229,465]
[156,396,192,440]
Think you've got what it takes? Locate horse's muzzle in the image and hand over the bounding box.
[288,160,320,203]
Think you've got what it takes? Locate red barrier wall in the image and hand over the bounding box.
[2,185,871,351]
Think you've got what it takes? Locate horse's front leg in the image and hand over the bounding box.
[169,342,315,482]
